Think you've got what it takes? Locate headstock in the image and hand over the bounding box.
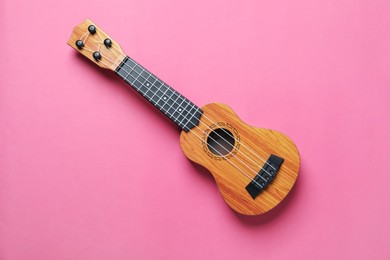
[67,19,126,71]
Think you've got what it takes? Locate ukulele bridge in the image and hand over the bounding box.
[245,154,284,199]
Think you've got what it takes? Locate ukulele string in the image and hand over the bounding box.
[103,50,273,181]
[80,33,271,186]
[82,32,90,45]
[113,65,268,182]
[107,53,272,181]
[80,31,89,42]
[200,109,276,171]
[96,49,269,184]
[113,55,274,179]
[167,110,266,186]
[104,44,277,173]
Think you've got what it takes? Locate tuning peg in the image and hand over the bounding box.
[93,51,101,61]
[104,38,112,48]
[75,40,84,49]
[88,25,97,34]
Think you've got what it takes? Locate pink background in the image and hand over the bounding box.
[1,0,389,259]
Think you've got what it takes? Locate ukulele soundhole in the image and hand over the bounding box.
[202,122,240,160]
[207,128,235,156]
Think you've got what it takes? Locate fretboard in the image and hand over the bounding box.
[115,56,203,132]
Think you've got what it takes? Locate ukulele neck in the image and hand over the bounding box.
[116,56,203,132]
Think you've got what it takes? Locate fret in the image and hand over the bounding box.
[125,58,137,69]
[182,105,202,130]
[117,66,129,79]
[133,64,142,74]
[182,104,197,129]
[178,103,195,128]
[117,59,136,79]
[149,86,161,103]
[163,89,175,115]
[136,72,146,85]
[158,93,181,123]
[141,70,149,79]
[122,62,136,82]
[177,101,192,125]
[132,79,142,90]
[167,92,180,115]
[161,89,176,112]
[171,96,187,123]
[155,84,171,108]
[144,77,158,99]
[154,79,162,88]
[116,56,203,131]
[128,69,140,81]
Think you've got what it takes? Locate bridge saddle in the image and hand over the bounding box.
[245,154,284,199]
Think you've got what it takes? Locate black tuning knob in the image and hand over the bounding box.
[88,25,96,34]
[93,51,101,61]
[104,38,112,48]
[75,40,84,49]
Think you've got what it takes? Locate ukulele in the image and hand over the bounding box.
[68,19,300,216]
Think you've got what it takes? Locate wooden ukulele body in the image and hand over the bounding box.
[180,103,300,215]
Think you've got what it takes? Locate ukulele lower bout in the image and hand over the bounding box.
[180,103,300,215]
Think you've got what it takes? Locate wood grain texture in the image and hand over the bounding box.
[67,19,125,71]
[180,103,300,215]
